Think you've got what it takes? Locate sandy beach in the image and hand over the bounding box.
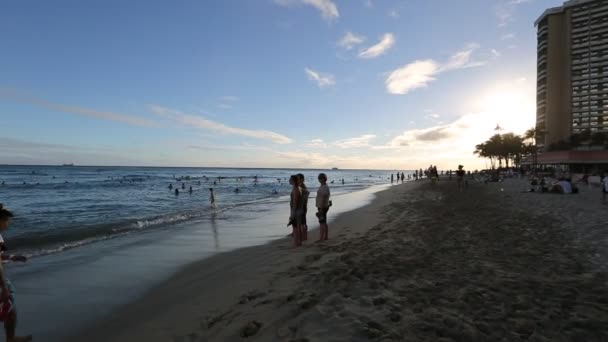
[70,177,608,342]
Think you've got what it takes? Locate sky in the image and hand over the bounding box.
[0,0,563,170]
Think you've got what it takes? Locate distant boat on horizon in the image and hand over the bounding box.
[62,163,74,167]
[331,167,339,170]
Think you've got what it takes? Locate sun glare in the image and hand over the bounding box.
[475,84,535,135]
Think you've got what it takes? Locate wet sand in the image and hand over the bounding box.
[72,178,608,341]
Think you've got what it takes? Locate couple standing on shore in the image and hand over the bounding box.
[289,173,331,247]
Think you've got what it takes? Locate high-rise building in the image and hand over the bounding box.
[535,0,608,150]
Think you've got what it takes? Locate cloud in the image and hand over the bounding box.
[307,139,328,148]
[388,9,399,18]
[496,0,533,27]
[333,134,376,148]
[338,31,365,50]
[439,43,484,71]
[0,89,157,127]
[149,105,293,144]
[359,33,395,59]
[385,60,440,95]
[220,96,238,102]
[491,49,501,58]
[378,80,535,168]
[275,0,339,21]
[364,0,373,8]
[186,143,272,152]
[385,44,484,95]
[0,137,145,166]
[217,95,238,110]
[305,68,336,87]
[501,33,515,40]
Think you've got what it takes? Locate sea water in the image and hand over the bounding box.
[0,165,403,256]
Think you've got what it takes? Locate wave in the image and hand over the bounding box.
[6,205,242,258]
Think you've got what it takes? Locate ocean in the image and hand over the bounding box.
[0,165,403,257]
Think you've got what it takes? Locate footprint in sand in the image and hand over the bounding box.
[240,320,263,337]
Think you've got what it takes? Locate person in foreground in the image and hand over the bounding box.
[297,174,309,241]
[316,173,331,241]
[288,175,302,247]
[0,205,32,342]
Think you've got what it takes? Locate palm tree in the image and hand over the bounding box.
[502,133,524,168]
[524,127,536,145]
[487,134,505,168]
[474,142,495,169]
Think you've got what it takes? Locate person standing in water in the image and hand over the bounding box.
[297,174,309,241]
[391,174,394,184]
[316,173,331,241]
[0,204,32,342]
[209,188,217,209]
[288,175,302,247]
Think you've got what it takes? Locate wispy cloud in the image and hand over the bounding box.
[439,43,485,71]
[491,49,501,58]
[388,9,399,19]
[307,139,328,148]
[385,44,485,95]
[0,89,157,127]
[501,33,515,40]
[217,95,238,110]
[220,96,239,102]
[275,0,339,21]
[305,68,336,87]
[0,137,144,166]
[149,105,292,144]
[423,109,442,124]
[496,0,534,27]
[359,33,395,59]
[187,143,272,152]
[338,31,365,50]
[333,134,376,148]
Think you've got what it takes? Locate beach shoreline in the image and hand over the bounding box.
[65,180,407,342]
[7,179,390,342]
[70,177,608,341]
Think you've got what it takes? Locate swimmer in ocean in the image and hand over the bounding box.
[209,188,216,209]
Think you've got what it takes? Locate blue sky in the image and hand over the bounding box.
[0,0,560,169]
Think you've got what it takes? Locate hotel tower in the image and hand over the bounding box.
[536,0,608,150]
